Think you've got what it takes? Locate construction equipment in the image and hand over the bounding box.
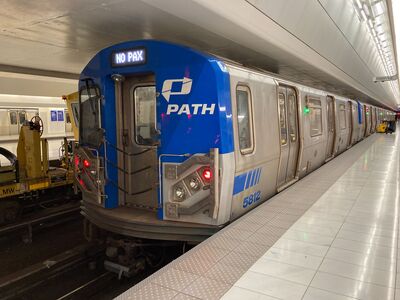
[377,122,388,133]
[62,92,79,141]
[0,116,75,224]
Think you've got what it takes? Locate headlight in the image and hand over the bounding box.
[188,177,200,191]
[174,186,186,201]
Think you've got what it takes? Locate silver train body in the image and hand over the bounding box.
[0,94,73,165]
[78,41,395,243]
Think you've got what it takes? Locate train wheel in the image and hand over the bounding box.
[144,244,167,269]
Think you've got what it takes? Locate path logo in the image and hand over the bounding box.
[161,77,192,102]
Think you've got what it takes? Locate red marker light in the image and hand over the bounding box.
[83,159,90,168]
[202,168,212,181]
[74,155,80,167]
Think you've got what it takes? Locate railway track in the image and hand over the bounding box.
[0,243,104,300]
[0,201,185,299]
[0,202,81,243]
[55,272,115,300]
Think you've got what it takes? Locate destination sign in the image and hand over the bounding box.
[111,48,146,67]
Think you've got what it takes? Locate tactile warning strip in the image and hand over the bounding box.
[116,136,379,300]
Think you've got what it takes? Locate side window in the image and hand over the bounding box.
[278,93,287,145]
[236,86,254,154]
[339,104,346,130]
[19,111,26,125]
[10,111,17,125]
[287,92,297,142]
[134,86,157,146]
[65,111,71,124]
[308,98,322,137]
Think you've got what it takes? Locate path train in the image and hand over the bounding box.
[75,40,394,252]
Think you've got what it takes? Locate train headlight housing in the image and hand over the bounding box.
[173,185,186,202]
[188,177,200,191]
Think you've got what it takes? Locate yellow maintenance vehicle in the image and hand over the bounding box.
[376,122,387,133]
[0,116,75,224]
[62,92,79,141]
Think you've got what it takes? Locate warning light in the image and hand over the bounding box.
[303,106,310,114]
[202,168,212,181]
[79,178,87,189]
[83,159,90,168]
[74,155,80,168]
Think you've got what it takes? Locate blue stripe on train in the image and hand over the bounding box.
[233,167,262,195]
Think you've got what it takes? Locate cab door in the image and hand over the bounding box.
[277,86,299,188]
[325,96,335,159]
[120,75,159,210]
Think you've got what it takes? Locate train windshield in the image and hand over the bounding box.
[79,80,102,147]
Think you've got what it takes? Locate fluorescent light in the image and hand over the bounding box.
[368,19,374,28]
[392,0,400,82]
[375,25,385,34]
[372,1,385,16]
[361,9,368,21]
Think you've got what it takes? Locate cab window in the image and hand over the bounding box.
[79,81,102,147]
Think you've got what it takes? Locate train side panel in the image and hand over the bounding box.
[297,87,328,177]
[226,66,280,220]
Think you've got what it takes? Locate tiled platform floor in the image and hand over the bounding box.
[116,133,399,300]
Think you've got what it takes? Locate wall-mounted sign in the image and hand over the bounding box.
[111,47,146,67]
[57,111,64,122]
[51,111,57,122]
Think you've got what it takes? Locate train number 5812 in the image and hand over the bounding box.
[243,191,261,208]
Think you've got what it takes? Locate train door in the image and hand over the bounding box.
[0,109,8,136]
[277,86,299,188]
[9,110,18,135]
[346,101,353,147]
[325,96,335,160]
[119,75,159,210]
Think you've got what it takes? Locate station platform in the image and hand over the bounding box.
[116,133,399,300]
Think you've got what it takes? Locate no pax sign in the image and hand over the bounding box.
[111,47,146,67]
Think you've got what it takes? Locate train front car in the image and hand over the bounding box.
[75,40,234,247]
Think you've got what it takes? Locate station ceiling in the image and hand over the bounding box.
[0,0,398,109]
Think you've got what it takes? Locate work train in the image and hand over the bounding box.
[75,40,394,261]
[0,94,78,224]
[0,94,74,166]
